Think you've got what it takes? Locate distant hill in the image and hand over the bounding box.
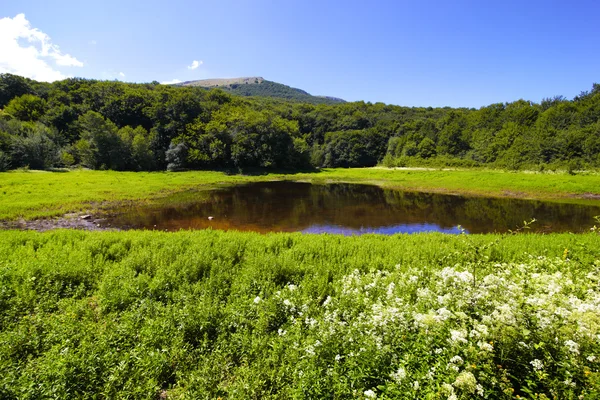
[177,77,346,105]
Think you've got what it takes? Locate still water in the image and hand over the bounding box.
[103,182,600,234]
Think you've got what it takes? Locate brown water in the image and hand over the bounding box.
[102,181,600,234]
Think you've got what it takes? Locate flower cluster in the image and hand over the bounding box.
[259,255,600,398]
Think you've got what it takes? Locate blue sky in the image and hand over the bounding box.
[0,0,599,107]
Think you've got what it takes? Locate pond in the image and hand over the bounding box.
[102,181,600,234]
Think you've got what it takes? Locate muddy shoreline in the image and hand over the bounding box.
[0,213,114,232]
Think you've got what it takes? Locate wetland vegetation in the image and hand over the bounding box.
[1,169,600,398]
[1,230,600,399]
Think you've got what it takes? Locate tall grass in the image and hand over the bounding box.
[1,230,599,398]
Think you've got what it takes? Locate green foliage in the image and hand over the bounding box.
[0,150,9,171]
[0,230,599,398]
[0,73,600,172]
[165,142,188,171]
[8,123,59,169]
[3,94,47,121]
[322,129,387,167]
[78,111,129,170]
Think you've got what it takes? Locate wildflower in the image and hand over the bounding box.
[476,384,484,396]
[587,355,596,362]
[305,346,315,356]
[253,296,261,304]
[565,340,580,354]
[335,354,341,361]
[478,341,493,352]
[412,381,419,390]
[364,389,376,398]
[449,329,468,344]
[441,383,454,395]
[530,359,544,371]
[390,366,406,383]
[449,355,464,365]
[453,371,477,394]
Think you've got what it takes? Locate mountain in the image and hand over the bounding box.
[176,77,346,105]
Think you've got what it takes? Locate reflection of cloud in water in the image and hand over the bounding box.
[302,224,464,235]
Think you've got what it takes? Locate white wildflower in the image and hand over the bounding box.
[449,329,468,344]
[412,381,419,390]
[436,307,452,321]
[305,345,315,356]
[478,341,494,352]
[565,340,580,354]
[453,371,477,394]
[253,296,261,304]
[587,355,596,362]
[449,355,464,365]
[364,389,376,398]
[441,383,454,395]
[476,383,484,396]
[530,359,544,371]
[390,366,406,383]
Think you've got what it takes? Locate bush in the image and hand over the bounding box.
[165,142,188,171]
[0,150,10,171]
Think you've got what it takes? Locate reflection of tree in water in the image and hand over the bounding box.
[106,182,600,233]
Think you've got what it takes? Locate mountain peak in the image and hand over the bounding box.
[176,77,345,105]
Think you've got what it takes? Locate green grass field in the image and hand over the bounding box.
[1,168,600,221]
[2,169,600,398]
[1,230,599,399]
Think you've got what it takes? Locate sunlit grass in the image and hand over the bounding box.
[2,168,600,221]
[0,229,599,398]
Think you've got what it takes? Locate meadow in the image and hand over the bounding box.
[2,169,600,398]
[1,229,600,399]
[1,168,600,221]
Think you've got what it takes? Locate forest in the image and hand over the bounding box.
[1,73,599,172]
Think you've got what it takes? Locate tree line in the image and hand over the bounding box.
[0,73,599,172]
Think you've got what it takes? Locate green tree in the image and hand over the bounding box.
[4,94,47,121]
[78,111,129,170]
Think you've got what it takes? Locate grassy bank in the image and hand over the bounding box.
[2,168,600,221]
[1,229,599,398]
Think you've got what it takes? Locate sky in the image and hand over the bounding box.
[0,0,599,108]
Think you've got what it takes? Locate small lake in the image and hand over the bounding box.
[103,181,600,234]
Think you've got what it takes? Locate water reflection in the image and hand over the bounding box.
[103,182,600,234]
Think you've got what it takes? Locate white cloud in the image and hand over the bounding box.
[0,13,83,82]
[161,78,182,85]
[119,72,125,77]
[187,60,202,70]
[89,40,97,45]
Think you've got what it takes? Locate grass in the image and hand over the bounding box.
[1,168,600,221]
[1,229,599,398]
[2,168,600,397]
